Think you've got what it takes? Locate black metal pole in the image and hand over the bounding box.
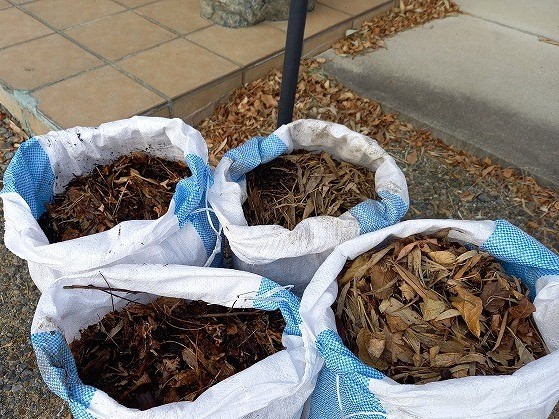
[277,0,310,128]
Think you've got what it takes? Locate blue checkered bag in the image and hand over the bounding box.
[301,219,559,418]
[208,119,409,295]
[31,265,319,419]
[1,116,221,291]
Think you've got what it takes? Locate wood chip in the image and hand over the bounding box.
[39,152,190,243]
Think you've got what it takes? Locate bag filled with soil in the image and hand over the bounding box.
[209,119,409,294]
[1,117,219,291]
[31,264,319,418]
[300,219,559,418]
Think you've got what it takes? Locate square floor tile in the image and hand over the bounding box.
[34,66,165,127]
[271,3,351,37]
[66,11,176,61]
[136,0,210,34]
[0,34,102,90]
[187,23,286,66]
[117,38,239,97]
[317,0,388,16]
[172,71,242,119]
[0,8,53,48]
[24,0,126,30]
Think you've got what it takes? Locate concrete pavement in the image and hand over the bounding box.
[320,1,559,187]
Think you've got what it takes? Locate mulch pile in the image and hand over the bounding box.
[243,151,376,229]
[336,231,547,384]
[333,0,461,56]
[70,296,285,409]
[39,152,190,243]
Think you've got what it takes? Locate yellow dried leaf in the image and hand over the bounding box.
[420,299,447,321]
[405,151,418,164]
[429,251,457,265]
[452,286,483,338]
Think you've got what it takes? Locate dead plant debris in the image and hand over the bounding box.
[198,59,558,251]
[70,296,285,410]
[333,0,461,56]
[38,152,190,243]
[243,151,376,229]
[336,231,547,384]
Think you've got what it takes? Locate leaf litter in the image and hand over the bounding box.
[38,152,190,243]
[336,231,547,384]
[69,295,285,410]
[243,151,376,229]
[333,0,461,56]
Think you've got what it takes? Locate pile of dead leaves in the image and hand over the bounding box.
[243,151,376,229]
[39,152,190,242]
[70,296,285,409]
[333,0,460,56]
[336,231,547,384]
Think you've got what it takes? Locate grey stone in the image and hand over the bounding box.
[200,0,316,28]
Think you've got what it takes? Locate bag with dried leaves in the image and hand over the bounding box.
[208,119,408,295]
[1,116,220,291]
[301,219,559,419]
[31,264,319,419]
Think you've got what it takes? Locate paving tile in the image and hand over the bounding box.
[243,52,284,84]
[187,23,286,66]
[118,38,239,97]
[0,34,102,90]
[66,11,176,61]
[0,1,12,10]
[352,1,392,28]
[172,71,242,118]
[0,8,53,49]
[271,3,351,37]
[23,0,126,30]
[145,104,171,118]
[0,87,25,126]
[34,66,165,127]
[136,0,211,34]
[317,0,387,16]
[23,109,56,135]
[302,21,349,57]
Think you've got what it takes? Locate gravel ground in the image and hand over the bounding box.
[0,97,558,418]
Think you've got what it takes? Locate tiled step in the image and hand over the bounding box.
[0,0,392,134]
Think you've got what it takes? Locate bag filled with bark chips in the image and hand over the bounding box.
[31,264,319,418]
[208,119,408,295]
[1,117,220,291]
[301,219,559,418]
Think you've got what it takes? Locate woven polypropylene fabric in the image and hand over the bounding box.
[253,277,302,337]
[31,331,96,419]
[1,138,54,219]
[481,220,559,297]
[224,134,288,182]
[309,329,386,419]
[350,191,409,235]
